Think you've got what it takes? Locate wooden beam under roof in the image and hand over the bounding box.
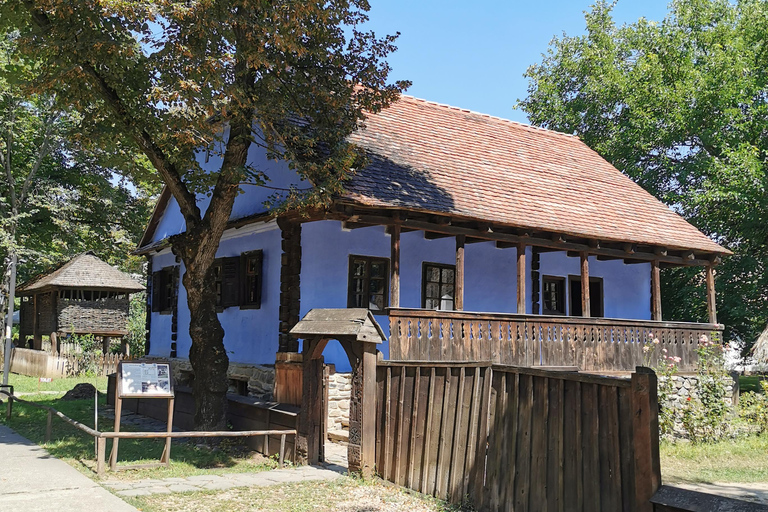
[326,206,720,268]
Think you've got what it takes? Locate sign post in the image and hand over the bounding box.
[110,361,174,471]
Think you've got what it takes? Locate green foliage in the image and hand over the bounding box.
[739,380,768,433]
[0,31,157,299]
[518,0,768,349]
[125,292,147,357]
[681,336,731,442]
[643,334,681,436]
[67,333,102,377]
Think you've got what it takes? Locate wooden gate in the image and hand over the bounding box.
[375,362,660,511]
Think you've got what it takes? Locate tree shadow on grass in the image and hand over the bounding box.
[3,396,276,478]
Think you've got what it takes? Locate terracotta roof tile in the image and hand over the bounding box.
[346,95,727,254]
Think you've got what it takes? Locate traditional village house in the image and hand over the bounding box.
[17,252,145,354]
[135,95,730,434]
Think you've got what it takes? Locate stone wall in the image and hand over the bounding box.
[660,372,738,438]
[327,372,352,433]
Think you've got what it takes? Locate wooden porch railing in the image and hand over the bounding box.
[388,309,724,372]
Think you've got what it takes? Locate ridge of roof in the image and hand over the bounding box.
[396,94,578,140]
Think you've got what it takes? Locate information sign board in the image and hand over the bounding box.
[117,362,174,398]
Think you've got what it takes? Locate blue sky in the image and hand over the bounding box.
[364,0,672,123]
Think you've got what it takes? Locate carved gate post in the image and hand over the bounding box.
[290,309,386,475]
[296,336,328,466]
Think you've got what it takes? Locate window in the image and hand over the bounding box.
[213,256,243,309]
[347,256,389,312]
[241,250,263,309]
[422,263,455,310]
[151,266,178,314]
[542,276,566,315]
[568,276,604,317]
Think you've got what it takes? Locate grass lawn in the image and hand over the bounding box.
[3,373,108,394]
[660,434,768,484]
[740,375,767,394]
[1,381,278,481]
[126,477,458,512]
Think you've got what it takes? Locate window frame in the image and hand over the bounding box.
[152,266,178,315]
[421,262,456,311]
[346,255,390,313]
[541,275,566,316]
[240,250,264,309]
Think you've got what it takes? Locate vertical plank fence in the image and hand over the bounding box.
[376,362,661,511]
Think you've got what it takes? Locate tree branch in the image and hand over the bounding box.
[21,0,202,226]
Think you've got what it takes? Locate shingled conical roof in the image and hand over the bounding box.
[16,252,145,295]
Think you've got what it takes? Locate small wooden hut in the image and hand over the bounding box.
[17,252,145,353]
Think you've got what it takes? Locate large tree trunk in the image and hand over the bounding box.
[182,258,229,430]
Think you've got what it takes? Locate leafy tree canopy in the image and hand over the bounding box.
[0,32,157,283]
[519,0,768,351]
[1,0,408,428]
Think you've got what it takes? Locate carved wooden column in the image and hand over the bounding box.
[580,252,591,317]
[705,265,717,324]
[340,338,378,477]
[517,244,526,314]
[278,218,302,353]
[455,235,465,311]
[651,260,662,321]
[390,223,400,308]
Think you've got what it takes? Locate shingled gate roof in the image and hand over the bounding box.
[17,252,145,295]
[343,95,727,255]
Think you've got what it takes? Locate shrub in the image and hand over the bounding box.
[680,335,731,443]
[739,380,768,434]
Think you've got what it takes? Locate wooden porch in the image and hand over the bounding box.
[388,308,723,372]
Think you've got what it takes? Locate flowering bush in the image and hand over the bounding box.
[642,333,681,436]
[680,335,731,443]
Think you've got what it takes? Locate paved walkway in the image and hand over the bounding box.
[0,425,138,512]
[676,482,768,505]
[102,465,344,497]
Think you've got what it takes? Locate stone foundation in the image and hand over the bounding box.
[164,358,276,401]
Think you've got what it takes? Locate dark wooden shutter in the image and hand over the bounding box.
[252,250,263,308]
[151,271,161,312]
[221,256,240,308]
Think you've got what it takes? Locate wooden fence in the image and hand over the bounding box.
[376,361,661,511]
[2,347,130,378]
[388,309,723,372]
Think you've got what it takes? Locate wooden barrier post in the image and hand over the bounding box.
[96,437,106,477]
[631,367,661,511]
[45,409,53,443]
[279,434,286,467]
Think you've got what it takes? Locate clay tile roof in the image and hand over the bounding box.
[345,95,728,255]
[17,252,145,295]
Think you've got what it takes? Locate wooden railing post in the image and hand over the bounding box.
[45,409,53,443]
[580,252,591,317]
[517,244,526,314]
[631,367,661,511]
[455,235,465,311]
[705,265,717,324]
[390,222,401,308]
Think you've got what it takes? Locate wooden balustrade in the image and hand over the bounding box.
[388,309,724,372]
